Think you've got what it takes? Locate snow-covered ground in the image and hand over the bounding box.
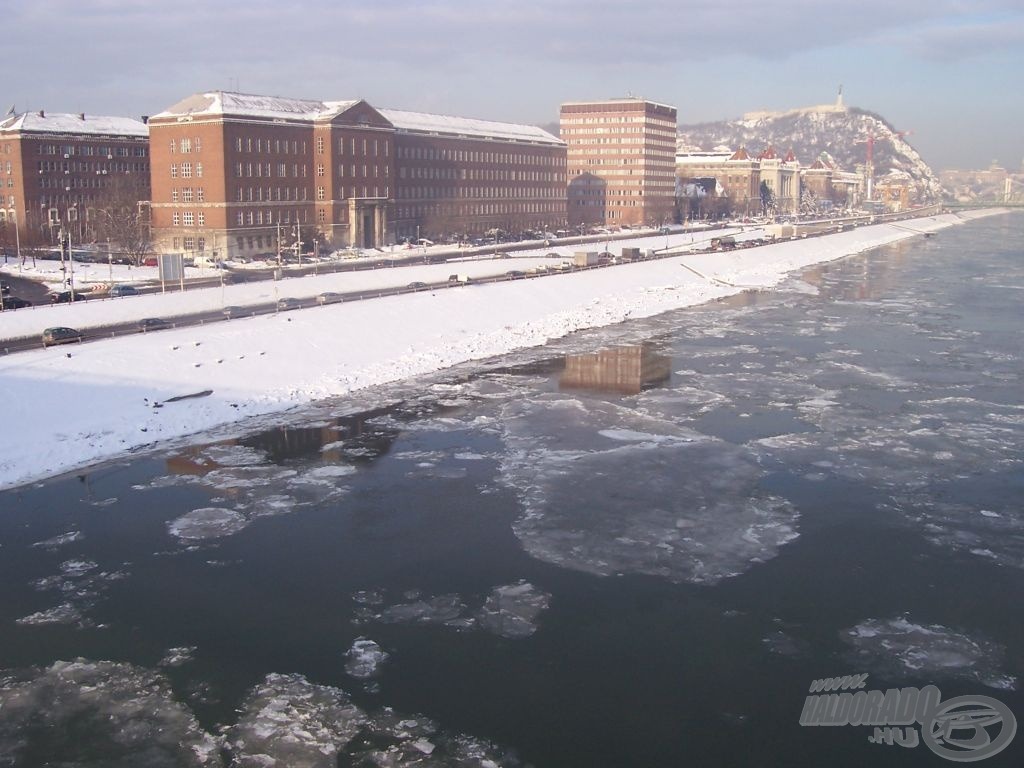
[0,211,1002,490]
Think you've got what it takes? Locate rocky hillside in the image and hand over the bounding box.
[678,107,943,202]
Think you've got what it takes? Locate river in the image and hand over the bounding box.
[0,213,1021,767]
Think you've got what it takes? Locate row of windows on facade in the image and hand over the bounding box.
[560,115,674,124]
[398,166,563,183]
[171,236,204,251]
[34,144,146,157]
[317,163,387,179]
[390,186,565,201]
[168,138,201,154]
[240,137,308,155]
[567,137,678,148]
[235,209,309,227]
[316,136,389,157]
[232,162,307,179]
[392,201,564,220]
[234,187,309,202]
[395,145,564,166]
[561,127,678,137]
[170,162,203,179]
[34,160,150,175]
[316,186,387,200]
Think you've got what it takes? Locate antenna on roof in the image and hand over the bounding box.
[5,104,14,116]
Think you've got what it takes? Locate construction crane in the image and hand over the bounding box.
[856,128,912,201]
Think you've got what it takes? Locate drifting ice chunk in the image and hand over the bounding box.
[476,581,551,639]
[841,616,1017,690]
[168,508,249,541]
[345,638,389,679]
[375,595,468,625]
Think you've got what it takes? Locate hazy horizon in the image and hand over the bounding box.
[6,1,1022,172]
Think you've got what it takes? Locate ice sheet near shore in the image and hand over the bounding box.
[0,212,1000,490]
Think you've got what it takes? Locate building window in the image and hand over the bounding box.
[184,236,194,250]
[183,188,193,203]
[170,164,177,178]
[181,162,192,178]
[171,189,179,203]
[172,212,180,226]
[197,237,205,251]
[316,136,324,154]
[179,138,191,153]
[194,137,201,153]
[196,188,204,202]
[237,212,244,225]
[197,212,205,226]
[317,164,324,177]
[169,139,176,154]
[317,186,325,201]
[196,162,203,178]
[183,211,194,226]
[172,237,180,249]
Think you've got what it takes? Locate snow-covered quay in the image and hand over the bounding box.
[0,211,999,490]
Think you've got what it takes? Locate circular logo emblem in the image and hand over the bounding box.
[922,695,1017,762]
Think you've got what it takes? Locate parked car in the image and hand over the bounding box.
[142,257,159,267]
[138,317,169,332]
[505,270,526,279]
[42,327,83,347]
[447,274,471,284]
[276,297,301,311]
[406,281,428,290]
[49,290,85,303]
[0,281,9,295]
[223,306,247,319]
[1,296,32,310]
[316,292,343,305]
[109,284,140,297]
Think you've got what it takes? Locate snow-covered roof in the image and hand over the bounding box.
[151,91,328,121]
[676,151,733,165]
[0,111,148,138]
[561,97,677,113]
[378,108,563,146]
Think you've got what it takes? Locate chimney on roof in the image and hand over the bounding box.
[140,115,149,124]
[38,110,45,118]
[79,112,85,120]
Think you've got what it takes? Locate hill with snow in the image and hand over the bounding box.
[678,106,942,202]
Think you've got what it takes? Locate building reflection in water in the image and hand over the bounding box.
[165,405,402,476]
[559,343,672,395]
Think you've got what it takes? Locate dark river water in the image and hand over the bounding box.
[1,213,1022,767]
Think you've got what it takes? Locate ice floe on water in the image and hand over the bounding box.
[168,507,249,541]
[476,581,551,639]
[345,638,389,679]
[0,659,222,766]
[226,673,518,767]
[841,617,1017,691]
[355,582,552,639]
[20,560,128,628]
[159,646,198,669]
[495,397,799,584]
[31,530,84,550]
[0,661,520,767]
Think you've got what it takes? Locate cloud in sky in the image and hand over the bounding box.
[7,0,1024,168]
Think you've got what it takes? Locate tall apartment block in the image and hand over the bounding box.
[0,110,150,245]
[560,98,677,229]
[148,91,566,260]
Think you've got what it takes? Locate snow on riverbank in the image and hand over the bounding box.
[0,212,1001,489]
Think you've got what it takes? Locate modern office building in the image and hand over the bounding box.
[0,110,149,245]
[147,91,566,260]
[560,98,678,229]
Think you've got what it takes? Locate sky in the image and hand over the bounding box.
[6,1,1023,171]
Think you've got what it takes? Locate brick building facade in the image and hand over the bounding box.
[561,98,677,229]
[0,111,149,247]
[148,91,566,261]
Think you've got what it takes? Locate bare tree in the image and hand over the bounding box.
[87,176,151,266]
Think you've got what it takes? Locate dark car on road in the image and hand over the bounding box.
[109,284,140,297]
[42,327,84,347]
[316,292,343,305]
[505,270,526,279]
[1,296,32,310]
[406,281,428,290]
[276,297,301,311]
[49,291,85,303]
[223,306,248,319]
[138,317,170,332]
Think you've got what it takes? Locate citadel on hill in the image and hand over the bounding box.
[0,90,948,263]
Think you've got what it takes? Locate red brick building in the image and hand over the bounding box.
[148,91,566,260]
[560,98,677,229]
[0,110,149,246]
